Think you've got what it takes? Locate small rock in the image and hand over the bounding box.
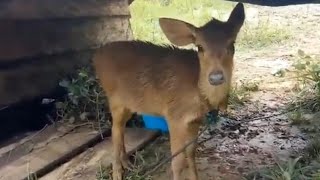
[80,112,88,121]
[249,120,262,125]
[69,116,75,124]
[228,132,239,139]
[249,147,259,154]
[267,153,273,158]
[258,129,265,133]
[302,114,315,121]
[237,167,245,173]
[219,132,227,138]
[247,130,259,138]
[239,126,248,134]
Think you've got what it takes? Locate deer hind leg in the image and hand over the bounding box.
[168,118,201,180]
[110,104,133,180]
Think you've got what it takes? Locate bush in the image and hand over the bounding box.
[55,67,109,127]
[290,50,320,112]
[293,50,320,94]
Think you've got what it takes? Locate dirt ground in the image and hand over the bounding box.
[147,3,320,180]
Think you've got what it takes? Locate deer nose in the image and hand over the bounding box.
[208,71,225,86]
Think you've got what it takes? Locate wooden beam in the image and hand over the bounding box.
[0,50,92,107]
[0,17,132,61]
[0,125,111,180]
[0,125,159,180]
[41,128,160,180]
[0,0,130,20]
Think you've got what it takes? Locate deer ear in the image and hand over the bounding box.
[159,18,196,46]
[227,3,245,34]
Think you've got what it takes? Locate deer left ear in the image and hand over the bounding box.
[227,3,245,34]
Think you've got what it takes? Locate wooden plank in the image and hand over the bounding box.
[0,125,111,180]
[41,128,160,180]
[0,122,86,169]
[1,124,64,169]
[0,17,132,60]
[0,0,130,20]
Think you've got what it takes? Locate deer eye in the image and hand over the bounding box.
[197,45,203,52]
[228,42,235,55]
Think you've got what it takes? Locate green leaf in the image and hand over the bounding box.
[306,60,311,65]
[298,49,306,57]
[59,79,70,88]
[283,171,291,180]
[55,102,65,109]
[311,64,320,72]
[294,63,306,70]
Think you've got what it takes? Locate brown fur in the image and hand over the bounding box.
[92,3,245,180]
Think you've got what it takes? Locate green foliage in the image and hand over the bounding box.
[305,139,320,160]
[259,157,306,180]
[229,80,260,106]
[130,0,234,45]
[96,163,110,180]
[55,67,109,126]
[293,50,320,94]
[249,153,320,180]
[27,173,38,180]
[130,0,291,51]
[238,20,292,50]
[288,50,320,114]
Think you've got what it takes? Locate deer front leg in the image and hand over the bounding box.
[110,105,132,180]
[169,123,187,180]
[185,121,201,180]
[168,118,201,180]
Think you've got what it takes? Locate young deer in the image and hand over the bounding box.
[92,3,245,180]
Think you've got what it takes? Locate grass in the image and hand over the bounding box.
[246,139,320,180]
[237,19,292,50]
[246,138,320,180]
[129,0,292,50]
[229,80,260,106]
[292,50,320,99]
[287,50,320,129]
[129,0,234,45]
[288,109,307,125]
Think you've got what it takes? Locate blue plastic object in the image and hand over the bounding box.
[141,114,169,133]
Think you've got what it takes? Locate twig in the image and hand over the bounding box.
[227,107,298,123]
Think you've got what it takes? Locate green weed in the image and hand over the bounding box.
[288,50,320,116]
[55,67,110,128]
[229,80,260,106]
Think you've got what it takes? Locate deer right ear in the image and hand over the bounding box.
[159,18,196,46]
